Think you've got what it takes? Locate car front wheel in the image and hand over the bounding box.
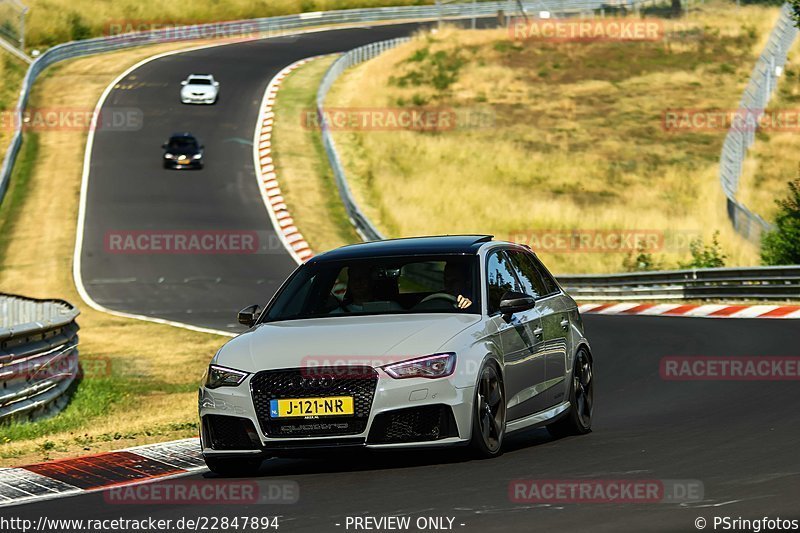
[469,362,505,458]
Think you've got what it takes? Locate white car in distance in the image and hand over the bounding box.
[180,74,219,104]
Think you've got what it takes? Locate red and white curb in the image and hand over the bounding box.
[578,302,800,319]
[253,56,333,265]
[0,438,204,508]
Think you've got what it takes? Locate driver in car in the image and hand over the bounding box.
[444,262,473,310]
[339,265,373,313]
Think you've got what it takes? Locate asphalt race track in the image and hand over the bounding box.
[12,315,800,531]
[65,17,800,533]
[80,23,435,332]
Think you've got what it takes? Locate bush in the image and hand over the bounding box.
[761,180,800,265]
[68,13,92,41]
[680,231,726,269]
[622,242,661,272]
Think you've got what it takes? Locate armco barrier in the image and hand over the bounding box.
[0,294,80,422]
[557,266,800,301]
[0,0,616,207]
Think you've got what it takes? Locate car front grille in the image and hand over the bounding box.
[250,367,378,438]
[367,404,458,444]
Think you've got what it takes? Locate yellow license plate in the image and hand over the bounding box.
[269,397,354,418]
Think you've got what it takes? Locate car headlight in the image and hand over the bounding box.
[205,365,249,389]
[382,353,456,379]
[193,153,202,159]
[164,153,174,159]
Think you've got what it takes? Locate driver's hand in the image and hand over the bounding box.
[457,295,472,309]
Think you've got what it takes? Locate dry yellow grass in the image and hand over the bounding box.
[19,0,437,49]
[737,36,800,222]
[272,55,360,253]
[0,51,26,155]
[325,2,780,273]
[0,41,232,467]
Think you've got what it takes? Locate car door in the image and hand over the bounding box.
[526,252,571,408]
[485,248,549,421]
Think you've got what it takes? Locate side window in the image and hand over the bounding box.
[486,250,521,314]
[528,253,560,295]
[507,250,547,299]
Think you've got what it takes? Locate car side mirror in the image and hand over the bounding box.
[161,143,167,149]
[213,81,219,87]
[181,80,188,86]
[237,304,261,327]
[499,291,535,318]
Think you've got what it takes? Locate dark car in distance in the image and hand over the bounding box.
[163,133,204,169]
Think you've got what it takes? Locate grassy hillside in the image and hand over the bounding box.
[0,51,25,154]
[16,0,437,49]
[325,2,780,273]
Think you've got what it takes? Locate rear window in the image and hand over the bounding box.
[188,78,213,85]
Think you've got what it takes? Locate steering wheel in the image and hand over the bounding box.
[420,292,458,306]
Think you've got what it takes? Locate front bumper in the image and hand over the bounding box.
[181,95,216,104]
[199,369,474,457]
[164,158,202,169]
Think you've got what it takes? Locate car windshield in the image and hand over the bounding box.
[264,255,480,321]
[168,138,197,151]
[188,78,213,85]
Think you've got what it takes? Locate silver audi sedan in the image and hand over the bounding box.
[199,235,593,475]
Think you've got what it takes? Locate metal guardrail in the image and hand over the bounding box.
[718,2,798,244]
[0,294,80,422]
[557,266,800,301]
[0,0,611,207]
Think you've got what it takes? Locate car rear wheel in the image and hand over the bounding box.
[469,362,505,458]
[204,456,263,477]
[547,348,593,438]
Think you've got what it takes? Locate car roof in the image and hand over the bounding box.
[186,74,214,79]
[308,235,494,263]
[169,132,196,139]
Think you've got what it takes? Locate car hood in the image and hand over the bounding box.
[183,85,216,94]
[214,314,481,373]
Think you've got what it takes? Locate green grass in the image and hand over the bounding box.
[0,377,197,454]
[0,132,38,261]
[272,55,360,253]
